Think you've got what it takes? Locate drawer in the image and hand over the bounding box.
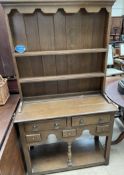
[24,118,66,132]
[96,125,110,133]
[72,114,110,127]
[26,134,41,143]
[63,129,76,138]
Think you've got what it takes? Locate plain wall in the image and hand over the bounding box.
[112,0,124,16]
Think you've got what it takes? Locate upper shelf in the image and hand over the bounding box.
[14,48,107,57]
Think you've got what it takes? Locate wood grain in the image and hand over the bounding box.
[15,94,117,123]
[0,125,25,175]
[0,5,14,77]
[0,95,19,148]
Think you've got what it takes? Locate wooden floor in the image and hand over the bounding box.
[31,136,105,174]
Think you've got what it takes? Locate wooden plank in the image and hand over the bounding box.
[19,72,105,83]
[23,90,100,101]
[65,12,81,92]
[37,11,54,51]
[37,11,58,95]
[54,10,66,50]
[14,94,117,123]
[0,125,25,175]
[41,56,58,94]
[19,13,45,94]
[66,12,82,50]
[14,48,107,57]
[102,12,112,93]
[7,11,27,99]
[91,10,106,48]
[23,13,40,51]
[16,57,33,78]
[0,95,19,148]
[80,11,94,49]
[9,11,27,48]
[54,10,68,93]
[0,5,14,77]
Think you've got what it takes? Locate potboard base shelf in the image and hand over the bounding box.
[31,138,105,174]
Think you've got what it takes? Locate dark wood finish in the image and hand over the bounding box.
[30,140,105,173]
[0,95,25,175]
[15,94,116,174]
[0,95,19,147]
[0,125,25,175]
[17,110,115,174]
[7,78,19,93]
[4,7,109,99]
[19,73,105,83]
[106,78,124,108]
[105,77,124,145]
[0,4,14,77]
[0,0,117,174]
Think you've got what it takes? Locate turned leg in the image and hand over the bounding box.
[112,132,124,145]
[67,142,72,166]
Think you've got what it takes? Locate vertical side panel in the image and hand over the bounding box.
[103,10,111,93]
[0,5,14,77]
[6,12,23,98]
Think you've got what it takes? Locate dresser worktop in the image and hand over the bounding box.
[15,94,117,123]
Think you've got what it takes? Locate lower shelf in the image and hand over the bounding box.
[30,137,105,174]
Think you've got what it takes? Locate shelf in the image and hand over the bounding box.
[14,48,107,57]
[31,137,105,174]
[110,34,120,36]
[19,72,105,83]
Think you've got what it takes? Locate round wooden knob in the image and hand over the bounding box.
[54,122,60,129]
[79,119,84,125]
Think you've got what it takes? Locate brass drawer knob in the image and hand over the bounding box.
[79,119,84,125]
[54,122,60,129]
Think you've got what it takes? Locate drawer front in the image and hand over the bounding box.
[63,129,76,138]
[96,125,110,133]
[72,114,110,127]
[26,134,41,143]
[24,118,66,132]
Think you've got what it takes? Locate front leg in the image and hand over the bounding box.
[67,142,72,167]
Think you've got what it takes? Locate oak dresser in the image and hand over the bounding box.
[0,0,117,174]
